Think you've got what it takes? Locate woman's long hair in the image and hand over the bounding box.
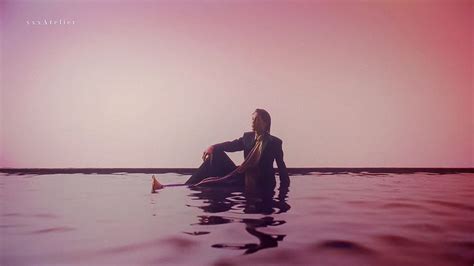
[255,108,271,134]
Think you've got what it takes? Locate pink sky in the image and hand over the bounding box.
[1,0,472,168]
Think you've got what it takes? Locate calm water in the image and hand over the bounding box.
[1,172,473,265]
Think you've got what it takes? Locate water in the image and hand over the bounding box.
[1,171,473,265]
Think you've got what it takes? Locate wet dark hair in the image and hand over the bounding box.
[254,108,271,133]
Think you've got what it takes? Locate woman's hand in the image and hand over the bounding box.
[202,145,215,161]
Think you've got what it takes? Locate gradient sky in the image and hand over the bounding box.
[1,0,472,168]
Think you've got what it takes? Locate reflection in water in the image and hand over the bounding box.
[187,184,291,254]
[210,216,286,255]
[2,171,473,265]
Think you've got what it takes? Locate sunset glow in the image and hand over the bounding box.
[1,0,472,168]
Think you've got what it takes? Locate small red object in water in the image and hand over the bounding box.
[151,175,163,193]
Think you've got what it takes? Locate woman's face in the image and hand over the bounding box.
[252,112,266,134]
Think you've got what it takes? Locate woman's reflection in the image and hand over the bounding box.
[186,183,290,254]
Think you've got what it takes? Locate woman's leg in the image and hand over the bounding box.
[185,150,237,185]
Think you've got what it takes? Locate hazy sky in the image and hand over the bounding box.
[1,0,472,168]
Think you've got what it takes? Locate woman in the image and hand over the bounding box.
[184,108,290,192]
[186,109,290,191]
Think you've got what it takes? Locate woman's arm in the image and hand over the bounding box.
[202,134,245,161]
[213,134,245,152]
[275,140,290,186]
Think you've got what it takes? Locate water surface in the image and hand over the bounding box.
[1,171,473,265]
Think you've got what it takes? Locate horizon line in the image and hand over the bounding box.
[1,167,472,175]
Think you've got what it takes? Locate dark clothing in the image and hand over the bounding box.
[184,150,244,186]
[185,131,290,189]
